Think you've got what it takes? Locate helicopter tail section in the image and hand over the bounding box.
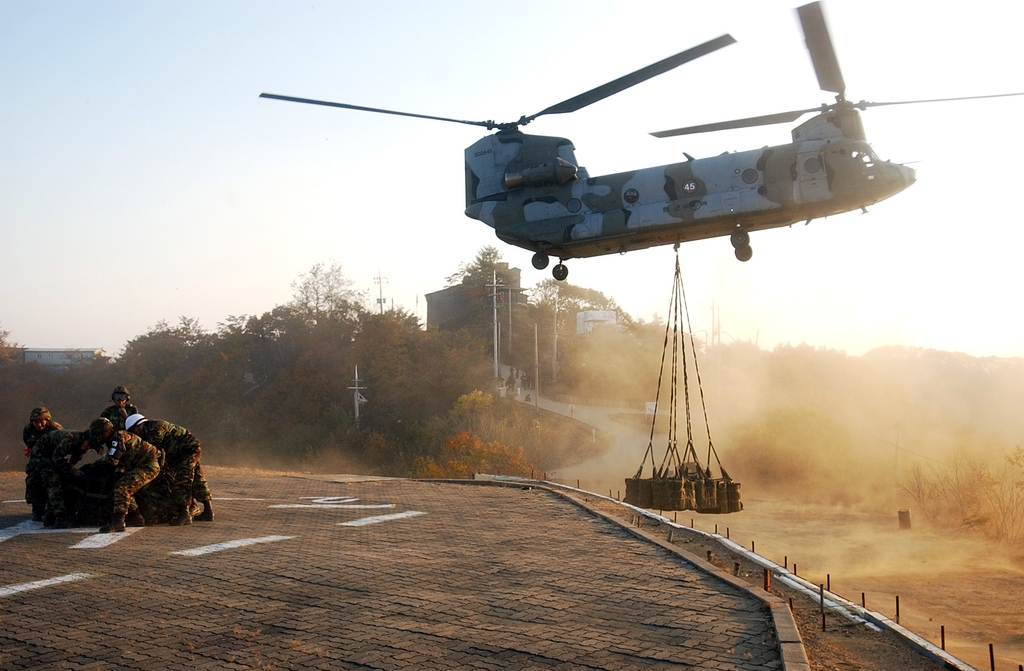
[464,132,523,223]
[464,130,580,230]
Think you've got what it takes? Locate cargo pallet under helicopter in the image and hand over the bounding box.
[262,2,1022,281]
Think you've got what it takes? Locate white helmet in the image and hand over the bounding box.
[125,413,147,431]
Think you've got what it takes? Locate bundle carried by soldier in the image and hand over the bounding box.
[623,250,741,514]
[22,386,215,532]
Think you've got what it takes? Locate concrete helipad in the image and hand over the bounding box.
[0,470,794,670]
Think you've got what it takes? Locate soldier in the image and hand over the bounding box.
[125,414,213,525]
[100,386,139,431]
[25,430,93,527]
[22,407,63,458]
[89,418,160,533]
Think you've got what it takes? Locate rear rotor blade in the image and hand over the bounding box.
[259,93,498,129]
[797,2,845,96]
[524,34,736,123]
[651,107,820,138]
[859,91,1024,109]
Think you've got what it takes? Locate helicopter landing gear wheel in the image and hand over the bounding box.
[730,225,750,249]
[734,245,753,262]
[532,251,550,270]
[552,263,569,281]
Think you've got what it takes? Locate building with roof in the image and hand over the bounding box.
[23,348,106,367]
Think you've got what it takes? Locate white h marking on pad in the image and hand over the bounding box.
[171,535,294,556]
[70,528,142,548]
[0,573,92,597]
[300,497,358,503]
[270,503,394,509]
[339,511,425,527]
[0,521,95,544]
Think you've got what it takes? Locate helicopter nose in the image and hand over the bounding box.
[902,165,916,186]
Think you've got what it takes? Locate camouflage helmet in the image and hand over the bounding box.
[89,417,115,442]
[29,407,51,422]
[111,386,130,401]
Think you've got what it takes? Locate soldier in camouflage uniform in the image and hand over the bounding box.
[22,407,63,457]
[25,430,93,527]
[125,414,213,525]
[89,418,160,533]
[22,407,63,521]
[100,386,139,431]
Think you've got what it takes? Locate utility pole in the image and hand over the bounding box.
[507,286,514,360]
[487,271,503,380]
[552,287,559,382]
[534,323,540,410]
[373,270,388,315]
[348,365,368,428]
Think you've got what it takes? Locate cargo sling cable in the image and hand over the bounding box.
[625,247,741,514]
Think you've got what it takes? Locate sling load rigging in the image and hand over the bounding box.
[624,248,741,514]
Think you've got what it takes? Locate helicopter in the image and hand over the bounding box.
[261,2,1023,281]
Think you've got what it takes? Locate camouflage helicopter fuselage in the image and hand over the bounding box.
[464,107,916,264]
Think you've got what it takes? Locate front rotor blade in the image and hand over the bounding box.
[651,108,818,138]
[259,93,496,129]
[526,34,736,122]
[797,2,845,95]
[860,91,1024,109]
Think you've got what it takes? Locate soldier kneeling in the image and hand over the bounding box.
[125,414,213,525]
[88,418,160,533]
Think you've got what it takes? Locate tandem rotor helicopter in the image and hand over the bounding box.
[262,2,1023,281]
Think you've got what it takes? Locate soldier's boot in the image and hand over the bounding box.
[100,513,126,533]
[125,510,146,527]
[31,501,46,522]
[195,499,214,522]
[52,513,70,529]
[43,510,56,527]
[170,505,193,526]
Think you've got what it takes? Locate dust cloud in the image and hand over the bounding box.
[549,337,1024,670]
[555,336,1024,519]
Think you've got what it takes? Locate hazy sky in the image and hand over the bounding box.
[3,1,1024,358]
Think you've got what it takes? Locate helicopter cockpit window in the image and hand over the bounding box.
[850,144,878,168]
[803,157,822,174]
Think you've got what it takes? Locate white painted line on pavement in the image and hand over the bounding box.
[270,503,394,509]
[299,496,358,503]
[3,499,27,504]
[338,511,425,527]
[70,528,143,548]
[0,520,95,543]
[0,573,92,598]
[171,535,295,556]
[0,520,36,542]
[212,497,265,501]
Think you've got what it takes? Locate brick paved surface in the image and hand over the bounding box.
[0,469,781,670]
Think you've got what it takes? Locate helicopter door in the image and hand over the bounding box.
[794,151,831,204]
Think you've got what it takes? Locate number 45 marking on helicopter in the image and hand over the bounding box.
[261,2,1023,281]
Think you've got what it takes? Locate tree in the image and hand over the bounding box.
[290,260,363,320]
[445,246,511,288]
[530,278,624,318]
[0,323,18,362]
[410,430,534,479]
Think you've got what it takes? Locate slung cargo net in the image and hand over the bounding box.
[624,249,741,514]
